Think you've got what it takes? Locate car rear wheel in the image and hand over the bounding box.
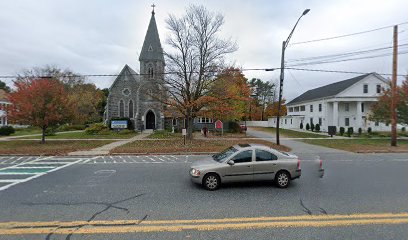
[203,173,220,191]
[275,171,290,188]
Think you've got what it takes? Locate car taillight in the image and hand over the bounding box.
[297,159,300,170]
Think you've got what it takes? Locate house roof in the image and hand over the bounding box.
[139,11,164,62]
[287,73,377,105]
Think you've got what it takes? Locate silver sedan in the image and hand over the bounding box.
[190,143,301,190]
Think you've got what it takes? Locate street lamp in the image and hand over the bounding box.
[275,9,310,145]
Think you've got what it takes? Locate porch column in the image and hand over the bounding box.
[333,101,338,126]
[356,101,362,129]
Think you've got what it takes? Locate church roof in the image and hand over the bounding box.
[287,73,381,105]
[139,11,164,62]
[109,65,139,91]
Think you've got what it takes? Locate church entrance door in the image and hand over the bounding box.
[146,110,155,129]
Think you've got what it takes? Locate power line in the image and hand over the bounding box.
[0,68,280,79]
[286,50,408,67]
[289,21,408,46]
[287,67,406,77]
[287,43,408,63]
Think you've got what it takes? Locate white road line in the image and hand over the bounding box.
[0,179,24,183]
[0,159,82,192]
[10,166,54,169]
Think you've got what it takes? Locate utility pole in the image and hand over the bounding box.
[391,25,398,147]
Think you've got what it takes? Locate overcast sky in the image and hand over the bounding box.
[0,0,407,101]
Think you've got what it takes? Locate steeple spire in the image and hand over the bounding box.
[139,5,164,62]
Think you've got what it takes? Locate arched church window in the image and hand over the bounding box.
[148,67,154,79]
[128,100,134,118]
[119,100,124,117]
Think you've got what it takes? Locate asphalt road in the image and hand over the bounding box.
[1,128,408,239]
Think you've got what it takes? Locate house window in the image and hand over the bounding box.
[376,85,381,93]
[310,118,313,125]
[288,107,293,112]
[148,67,154,79]
[361,103,365,113]
[319,118,322,126]
[172,118,177,126]
[345,103,349,112]
[285,119,287,124]
[375,121,379,126]
[198,117,213,123]
[310,105,313,112]
[300,105,305,111]
[363,84,368,93]
[290,119,293,124]
[294,106,299,112]
[319,104,322,112]
[345,118,350,126]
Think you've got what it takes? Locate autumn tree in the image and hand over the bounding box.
[68,84,105,124]
[370,76,408,124]
[266,99,287,117]
[8,79,73,143]
[200,68,250,121]
[16,65,105,125]
[249,78,276,120]
[162,5,237,139]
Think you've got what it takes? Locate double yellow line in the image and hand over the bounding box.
[1,212,408,235]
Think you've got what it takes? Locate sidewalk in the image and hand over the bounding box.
[68,133,151,156]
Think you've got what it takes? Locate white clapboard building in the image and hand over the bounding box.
[271,73,394,132]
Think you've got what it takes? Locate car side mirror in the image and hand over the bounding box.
[227,160,235,166]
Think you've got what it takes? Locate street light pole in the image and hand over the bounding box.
[276,9,310,145]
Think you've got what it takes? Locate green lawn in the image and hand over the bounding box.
[302,139,408,152]
[25,131,138,139]
[0,140,114,155]
[251,127,328,138]
[111,139,291,154]
[147,130,182,139]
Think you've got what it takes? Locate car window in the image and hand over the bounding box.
[212,146,238,162]
[232,150,253,163]
[256,149,278,161]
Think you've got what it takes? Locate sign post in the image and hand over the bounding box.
[182,128,187,145]
[215,120,223,136]
[111,120,128,132]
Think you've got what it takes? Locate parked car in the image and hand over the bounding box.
[190,143,301,190]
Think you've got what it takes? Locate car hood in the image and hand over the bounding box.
[190,156,219,168]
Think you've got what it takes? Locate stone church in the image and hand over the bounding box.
[104,8,165,131]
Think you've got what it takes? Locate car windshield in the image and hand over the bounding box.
[212,146,238,162]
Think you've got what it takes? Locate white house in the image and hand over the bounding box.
[0,89,10,126]
[270,73,394,132]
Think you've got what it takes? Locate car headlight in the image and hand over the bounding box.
[190,168,201,177]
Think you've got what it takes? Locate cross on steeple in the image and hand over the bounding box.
[151,4,156,14]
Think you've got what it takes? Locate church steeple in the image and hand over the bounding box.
[139,6,164,62]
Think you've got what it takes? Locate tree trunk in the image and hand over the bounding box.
[41,126,46,144]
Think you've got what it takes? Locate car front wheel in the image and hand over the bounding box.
[203,173,220,191]
[275,171,290,188]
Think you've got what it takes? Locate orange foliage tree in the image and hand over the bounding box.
[370,76,408,124]
[8,78,73,143]
[200,68,251,121]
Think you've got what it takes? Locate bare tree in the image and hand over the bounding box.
[163,5,237,139]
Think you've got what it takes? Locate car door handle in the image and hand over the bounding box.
[272,163,277,166]
[247,165,251,167]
